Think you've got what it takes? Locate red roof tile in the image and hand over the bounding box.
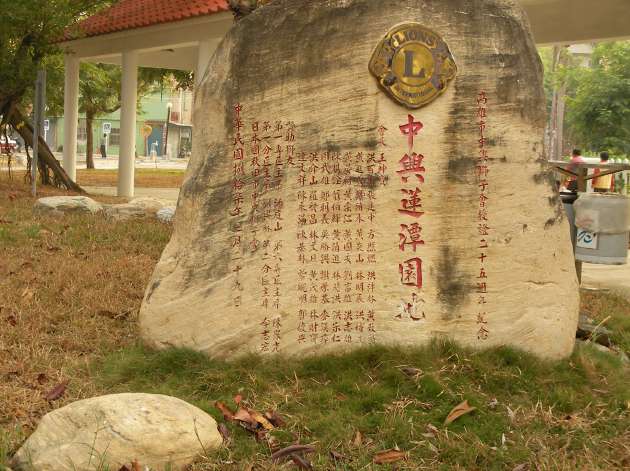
[67,0,229,39]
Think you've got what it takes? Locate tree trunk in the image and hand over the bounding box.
[549,46,568,161]
[86,112,94,169]
[7,106,85,193]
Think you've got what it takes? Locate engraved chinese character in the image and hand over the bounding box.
[399,257,422,289]
[397,153,426,183]
[399,188,424,218]
[477,326,489,340]
[377,125,387,146]
[397,292,426,321]
[399,223,425,251]
[399,114,423,150]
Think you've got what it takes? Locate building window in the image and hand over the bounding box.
[77,119,87,141]
[109,128,120,146]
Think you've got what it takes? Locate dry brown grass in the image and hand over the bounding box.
[76,169,184,188]
[0,177,171,453]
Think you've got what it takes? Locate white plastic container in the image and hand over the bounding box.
[573,193,630,265]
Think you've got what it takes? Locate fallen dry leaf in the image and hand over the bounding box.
[36,373,48,384]
[291,453,313,470]
[271,444,316,463]
[426,423,440,435]
[352,430,363,447]
[131,460,141,471]
[373,449,408,464]
[444,400,476,426]
[266,434,281,451]
[264,410,286,427]
[233,407,257,427]
[399,366,424,378]
[218,423,231,444]
[215,401,235,421]
[234,393,243,405]
[248,408,274,430]
[329,450,348,463]
[45,380,68,401]
[96,309,131,320]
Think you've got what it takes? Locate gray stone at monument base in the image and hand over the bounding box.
[139,0,579,359]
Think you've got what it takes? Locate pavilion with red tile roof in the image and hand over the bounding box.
[58,0,629,197]
[67,0,229,40]
[59,0,233,197]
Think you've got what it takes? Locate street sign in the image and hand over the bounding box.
[103,122,112,135]
[43,119,49,132]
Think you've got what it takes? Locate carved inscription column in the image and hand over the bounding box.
[295,137,387,347]
[253,120,294,352]
[230,104,245,309]
[476,91,491,341]
[396,114,427,322]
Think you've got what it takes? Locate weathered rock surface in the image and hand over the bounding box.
[10,393,221,471]
[157,206,176,223]
[128,197,168,215]
[104,197,167,221]
[103,203,147,220]
[34,196,102,215]
[140,0,579,359]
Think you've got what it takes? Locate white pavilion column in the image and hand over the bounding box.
[63,54,79,181]
[117,50,138,198]
[196,39,214,86]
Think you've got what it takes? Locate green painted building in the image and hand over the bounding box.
[46,89,193,158]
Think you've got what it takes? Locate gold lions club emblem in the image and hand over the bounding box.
[369,23,457,109]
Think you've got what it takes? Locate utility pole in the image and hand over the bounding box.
[31,68,46,197]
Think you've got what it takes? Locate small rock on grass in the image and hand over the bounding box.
[34,196,103,215]
[157,206,176,223]
[10,393,222,471]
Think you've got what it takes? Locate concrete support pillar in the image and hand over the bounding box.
[196,40,214,86]
[63,55,80,181]
[118,50,138,198]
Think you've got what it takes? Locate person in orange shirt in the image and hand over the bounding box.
[592,151,614,193]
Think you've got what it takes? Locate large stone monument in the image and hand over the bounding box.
[139,0,579,359]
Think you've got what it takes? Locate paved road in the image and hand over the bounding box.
[8,153,188,171]
[582,252,630,299]
[84,186,180,204]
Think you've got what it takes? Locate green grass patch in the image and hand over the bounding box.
[582,291,630,353]
[88,341,630,470]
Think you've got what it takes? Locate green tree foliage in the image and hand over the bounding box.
[567,42,630,156]
[0,0,107,190]
[0,0,106,114]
